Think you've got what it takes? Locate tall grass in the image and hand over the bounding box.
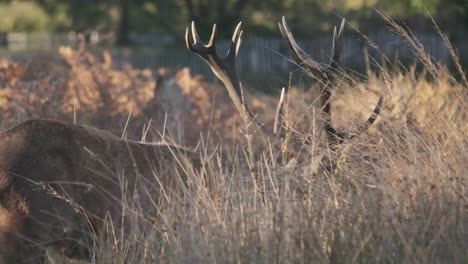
[0,17,467,264]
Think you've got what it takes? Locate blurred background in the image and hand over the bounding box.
[0,3,466,263]
[0,0,466,84]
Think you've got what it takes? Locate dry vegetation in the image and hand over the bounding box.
[0,32,466,263]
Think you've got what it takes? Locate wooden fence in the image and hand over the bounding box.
[0,31,459,80]
[115,32,455,81]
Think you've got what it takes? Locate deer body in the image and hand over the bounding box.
[0,119,197,263]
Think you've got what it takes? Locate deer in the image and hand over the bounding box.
[185,17,383,152]
[0,119,200,263]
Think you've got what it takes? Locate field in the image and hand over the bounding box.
[0,30,467,263]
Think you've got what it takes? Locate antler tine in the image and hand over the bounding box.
[208,24,217,47]
[273,87,288,135]
[279,16,324,72]
[367,95,384,125]
[191,21,202,44]
[185,27,194,51]
[227,22,243,60]
[348,95,384,139]
[330,18,345,70]
[338,18,346,37]
[235,30,243,58]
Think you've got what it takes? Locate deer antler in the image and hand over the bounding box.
[279,16,383,146]
[186,21,288,139]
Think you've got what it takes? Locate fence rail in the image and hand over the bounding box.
[0,31,460,80]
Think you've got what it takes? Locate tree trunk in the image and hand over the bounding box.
[117,0,130,46]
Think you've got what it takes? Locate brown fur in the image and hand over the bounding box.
[0,119,200,263]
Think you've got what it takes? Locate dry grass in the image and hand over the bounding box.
[0,25,467,264]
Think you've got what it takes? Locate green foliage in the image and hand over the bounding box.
[0,1,50,32]
[0,0,465,39]
[36,0,114,31]
[379,0,440,15]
